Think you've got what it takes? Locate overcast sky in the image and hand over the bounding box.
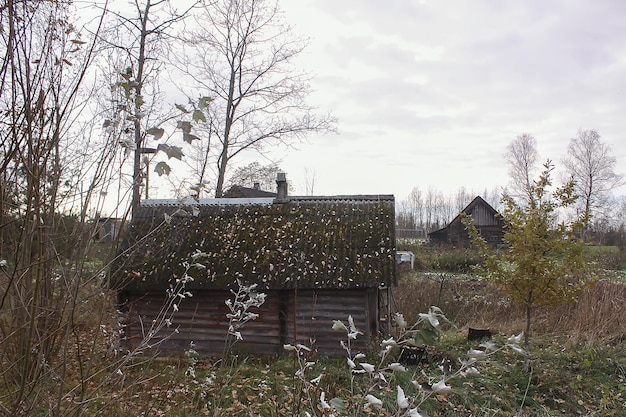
[270,0,626,200]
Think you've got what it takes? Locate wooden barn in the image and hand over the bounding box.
[111,182,396,357]
[428,196,504,246]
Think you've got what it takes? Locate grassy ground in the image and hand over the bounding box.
[93,266,626,417]
[95,331,626,416]
[3,243,625,416]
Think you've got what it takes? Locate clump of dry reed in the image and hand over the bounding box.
[534,279,626,344]
[394,271,626,346]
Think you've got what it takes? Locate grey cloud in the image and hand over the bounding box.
[283,0,626,196]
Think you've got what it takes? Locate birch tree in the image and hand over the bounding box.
[177,0,335,197]
[563,129,623,234]
[505,133,539,202]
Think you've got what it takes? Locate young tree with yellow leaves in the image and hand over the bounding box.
[463,161,596,369]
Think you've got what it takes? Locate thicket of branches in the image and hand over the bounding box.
[0,0,332,414]
[0,2,128,415]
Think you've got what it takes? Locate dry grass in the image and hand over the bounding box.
[394,270,626,346]
[535,278,626,344]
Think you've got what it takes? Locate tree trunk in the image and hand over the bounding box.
[131,1,151,216]
[524,302,532,373]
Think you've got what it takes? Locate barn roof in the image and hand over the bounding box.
[428,196,500,236]
[111,195,396,292]
[461,196,499,221]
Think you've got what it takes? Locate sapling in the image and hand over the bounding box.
[222,279,267,361]
[463,161,595,371]
[182,277,266,416]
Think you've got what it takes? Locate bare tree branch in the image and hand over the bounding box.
[175,0,336,197]
[504,133,539,202]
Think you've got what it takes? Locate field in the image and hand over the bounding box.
[93,329,626,416]
[2,245,625,416]
[91,246,626,416]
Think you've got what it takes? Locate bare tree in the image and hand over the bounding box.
[438,193,455,229]
[176,0,335,197]
[396,200,416,230]
[225,161,283,192]
[505,133,539,202]
[424,187,442,232]
[563,129,624,233]
[406,187,424,229]
[482,186,504,212]
[102,0,196,214]
[304,166,316,196]
[454,186,473,213]
[0,2,118,414]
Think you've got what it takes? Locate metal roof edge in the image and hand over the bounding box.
[141,198,275,206]
[288,194,395,202]
[141,194,395,207]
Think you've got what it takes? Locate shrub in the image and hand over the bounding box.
[434,250,482,272]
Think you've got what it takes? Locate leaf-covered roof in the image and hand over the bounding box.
[111,196,396,291]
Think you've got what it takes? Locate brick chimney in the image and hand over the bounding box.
[276,172,288,200]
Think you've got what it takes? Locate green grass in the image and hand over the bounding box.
[5,243,625,416]
[586,245,621,254]
[91,252,626,416]
[92,329,626,416]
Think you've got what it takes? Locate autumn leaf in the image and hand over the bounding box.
[157,144,184,160]
[183,132,200,144]
[177,121,192,133]
[192,109,206,123]
[154,161,171,176]
[146,127,165,140]
[175,103,189,113]
[198,96,212,109]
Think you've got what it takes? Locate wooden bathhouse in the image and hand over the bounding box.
[428,196,504,246]
[111,177,396,356]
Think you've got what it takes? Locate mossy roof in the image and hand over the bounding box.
[111,196,396,291]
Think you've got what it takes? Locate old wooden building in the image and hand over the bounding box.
[222,182,277,198]
[428,196,504,246]
[111,181,396,356]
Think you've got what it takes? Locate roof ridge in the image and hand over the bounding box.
[141,195,395,207]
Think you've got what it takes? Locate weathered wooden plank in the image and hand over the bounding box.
[285,289,372,355]
[123,287,379,356]
[124,289,283,355]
